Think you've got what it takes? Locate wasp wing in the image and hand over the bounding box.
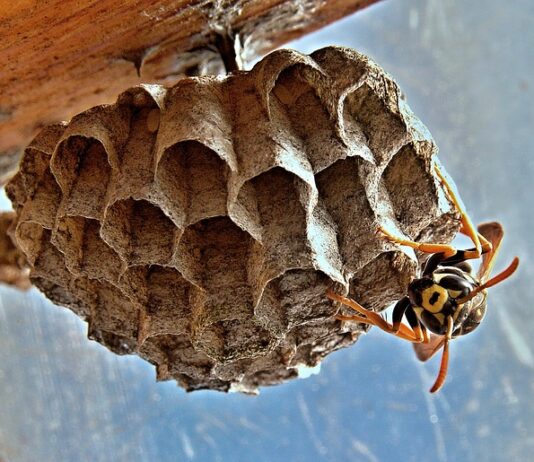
[413,334,445,362]
[477,221,504,281]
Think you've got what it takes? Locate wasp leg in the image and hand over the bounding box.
[378,226,458,258]
[391,297,411,333]
[379,165,493,262]
[434,164,493,259]
[326,290,422,343]
[404,304,427,343]
[429,315,454,393]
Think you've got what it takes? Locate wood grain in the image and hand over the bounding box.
[0,0,381,180]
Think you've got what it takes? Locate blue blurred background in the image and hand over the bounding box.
[1,0,533,460]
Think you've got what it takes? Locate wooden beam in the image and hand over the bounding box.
[0,0,380,179]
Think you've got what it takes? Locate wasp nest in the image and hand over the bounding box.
[5,47,458,393]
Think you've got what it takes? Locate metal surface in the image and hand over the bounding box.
[1,0,533,460]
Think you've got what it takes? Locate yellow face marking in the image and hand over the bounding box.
[421,285,448,313]
[433,312,445,324]
[412,306,424,322]
[448,289,462,298]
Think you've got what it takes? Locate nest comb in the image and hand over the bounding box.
[5,46,459,393]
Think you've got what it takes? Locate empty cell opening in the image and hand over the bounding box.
[31,230,75,289]
[195,319,274,363]
[52,216,124,282]
[156,140,229,226]
[249,167,308,268]
[53,136,112,218]
[159,335,217,379]
[102,198,177,265]
[118,93,160,188]
[315,157,376,268]
[344,84,407,163]
[92,281,138,337]
[382,144,436,235]
[27,168,62,228]
[179,216,253,290]
[349,251,416,311]
[80,218,124,282]
[15,221,46,265]
[87,328,138,356]
[145,266,192,336]
[271,65,317,106]
[19,148,53,198]
[32,276,90,319]
[271,66,340,171]
[260,269,335,331]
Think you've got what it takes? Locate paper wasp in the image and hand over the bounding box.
[327,164,519,392]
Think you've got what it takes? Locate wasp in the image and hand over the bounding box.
[327,164,519,393]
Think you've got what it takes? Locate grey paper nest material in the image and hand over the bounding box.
[5,46,458,393]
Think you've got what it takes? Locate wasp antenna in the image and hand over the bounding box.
[457,256,519,304]
[430,316,453,393]
[429,339,450,393]
[482,256,519,288]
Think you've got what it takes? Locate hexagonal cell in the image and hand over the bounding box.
[270,64,320,106]
[348,251,417,311]
[101,198,177,265]
[0,212,30,289]
[382,143,438,236]
[177,216,253,295]
[90,281,140,339]
[52,216,124,283]
[88,328,138,356]
[310,46,368,90]
[240,366,298,391]
[193,318,275,363]
[15,148,52,201]
[14,221,46,266]
[315,157,378,273]
[156,140,229,226]
[344,83,408,165]
[113,100,161,197]
[139,334,217,384]
[271,65,348,172]
[29,231,96,319]
[144,265,193,337]
[255,269,337,337]
[161,79,235,170]
[11,122,66,202]
[17,167,62,229]
[51,136,111,219]
[247,167,311,283]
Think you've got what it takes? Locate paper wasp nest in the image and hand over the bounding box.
[5,47,457,393]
